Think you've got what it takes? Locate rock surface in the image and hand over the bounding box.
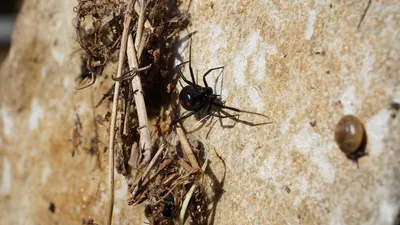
[0,0,399,224]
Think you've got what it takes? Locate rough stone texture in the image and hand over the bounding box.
[0,0,142,224]
[0,0,399,225]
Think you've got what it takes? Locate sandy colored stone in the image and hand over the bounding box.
[0,0,399,224]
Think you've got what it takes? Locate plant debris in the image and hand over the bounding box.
[128,136,207,225]
[72,0,229,224]
[74,0,126,89]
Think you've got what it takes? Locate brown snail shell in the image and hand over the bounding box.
[334,115,367,161]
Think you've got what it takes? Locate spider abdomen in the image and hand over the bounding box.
[179,86,213,111]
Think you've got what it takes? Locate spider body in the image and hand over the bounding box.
[179,85,213,111]
[174,40,241,122]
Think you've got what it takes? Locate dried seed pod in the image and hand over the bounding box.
[334,115,367,162]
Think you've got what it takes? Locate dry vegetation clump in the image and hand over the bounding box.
[73,1,220,224]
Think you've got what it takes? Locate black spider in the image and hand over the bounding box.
[175,41,243,123]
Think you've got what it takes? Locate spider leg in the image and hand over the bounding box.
[211,101,242,112]
[219,110,273,126]
[218,111,239,129]
[75,72,97,90]
[214,101,271,118]
[195,114,212,128]
[175,61,195,86]
[188,38,197,86]
[210,112,239,119]
[202,66,224,87]
[206,103,238,118]
[174,111,197,124]
[204,115,219,139]
[175,39,202,88]
[176,60,190,68]
[178,80,184,88]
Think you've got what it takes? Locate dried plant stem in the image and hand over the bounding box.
[127,37,152,166]
[131,144,165,198]
[179,159,209,225]
[134,0,146,49]
[123,97,131,135]
[178,158,195,173]
[357,0,372,30]
[127,0,153,167]
[179,183,197,225]
[151,174,194,206]
[176,124,200,170]
[106,1,135,225]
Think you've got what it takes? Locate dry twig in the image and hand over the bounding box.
[106,1,135,225]
[176,124,200,170]
[179,158,209,225]
[126,0,153,168]
[131,143,166,198]
[357,0,372,30]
